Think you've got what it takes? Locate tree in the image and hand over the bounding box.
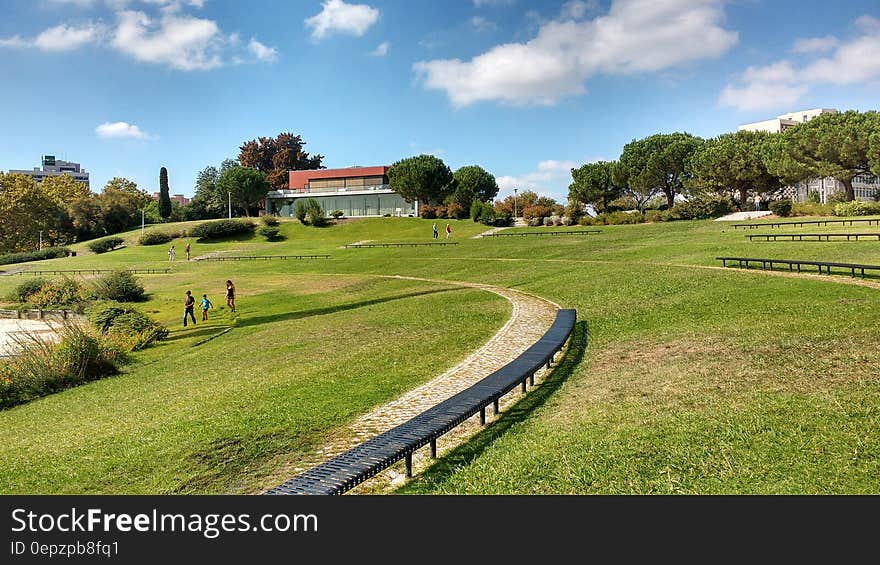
[216,166,269,217]
[0,173,64,252]
[614,132,704,208]
[689,130,782,205]
[40,173,91,206]
[96,177,152,235]
[494,190,539,215]
[239,133,324,191]
[158,167,172,220]
[765,110,879,201]
[870,128,880,178]
[449,165,499,209]
[387,154,454,204]
[568,161,624,213]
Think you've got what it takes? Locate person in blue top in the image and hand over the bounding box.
[200,294,213,321]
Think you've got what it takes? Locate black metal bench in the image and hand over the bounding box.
[747,233,880,241]
[265,308,577,495]
[344,242,459,248]
[198,255,330,261]
[482,230,601,237]
[733,218,880,230]
[717,256,880,278]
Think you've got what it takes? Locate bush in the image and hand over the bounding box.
[470,201,484,222]
[597,211,645,225]
[488,212,512,227]
[258,225,281,240]
[827,191,849,204]
[138,231,173,246]
[644,210,665,223]
[9,278,49,303]
[0,247,70,267]
[579,215,598,226]
[420,205,437,219]
[302,199,327,227]
[331,210,345,219]
[527,217,544,227]
[189,219,256,241]
[769,198,793,217]
[260,215,280,227]
[293,200,308,223]
[523,205,551,222]
[434,205,448,219]
[93,270,145,302]
[671,193,734,220]
[27,277,87,308]
[791,202,834,217]
[807,190,821,204]
[87,302,168,352]
[87,237,124,254]
[561,216,574,226]
[834,200,880,217]
[0,322,121,409]
[446,203,467,220]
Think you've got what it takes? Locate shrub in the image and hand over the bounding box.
[93,270,145,302]
[470,201,484,222]
[644,210,664,223]
[446,203,467,220]
[258,225,281,240]
[434,205,448,219]
[671,193,734,220]
[330,210,345,219]
[138,231,173,246]
[293,200,308,223]
[0,322,121,409]
[579,215,597,226]
[827,190,849,204]
[27,278,87,308]
[598,211,645,225]
[528,217,544,227]
[87,237,125,254]
[807,190,821,204]
[489,212,512,227]
[769,198,793,217]
[9,278,49,303]
[260,215,280,227]
[420,205,437,219]
[561,216,574,226]
[0,247,71,267]
[791,202,834,217]
[302,199,327,227]
[563,204,584,224]
[189,219,256,241]
[87,302,168,352]
[834,200,880,217]
[523,205,551,222]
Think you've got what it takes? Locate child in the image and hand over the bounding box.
[200,294,213,321]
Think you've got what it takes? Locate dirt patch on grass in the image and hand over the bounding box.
[549,333,880,425]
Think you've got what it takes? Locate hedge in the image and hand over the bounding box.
[138,231,173,246]
[189,219,256,241]
[0,247,71,267]
[87,237,125,254]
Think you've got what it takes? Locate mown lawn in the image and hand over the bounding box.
[1,215,878,494]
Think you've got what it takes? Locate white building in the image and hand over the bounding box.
[738,108,878,203]
[8,155,90,188]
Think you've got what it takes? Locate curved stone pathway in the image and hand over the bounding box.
[267,275,559,491]
[472,226,511,239]
[0,319,62,357]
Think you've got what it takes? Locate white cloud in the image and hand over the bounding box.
[470,16,497,32]
[791,35,839,54]
[0,22,102,51]
[112,9,223,70]
[559,1,598,20]
[248,38,277,62]
[95,121,154,140]
[472,0,515,6]
[415,0,738,107]
[370,40,390,56]
[720,15,880,111]
[46,0,96,7]
[304,0,379,41]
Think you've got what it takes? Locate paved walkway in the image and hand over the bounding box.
[268,275,560,491]
[472,226,511,239]
[715,211,774,221]
[0,319,62,357]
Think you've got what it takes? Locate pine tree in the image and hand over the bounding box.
[158,167,172,220]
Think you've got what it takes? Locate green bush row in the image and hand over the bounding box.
[8,271,146,308]
[138,231,173,246]
[87,237,125,254]
[87,302,168,352]
[0,247,70,267]
[189,219,256,241]
[833,200,880,217]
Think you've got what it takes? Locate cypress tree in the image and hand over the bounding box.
[158,167,172,220]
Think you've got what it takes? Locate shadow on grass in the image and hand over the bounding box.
[236,287,466,328]
[396,320,590,494]
[164,325,231,342]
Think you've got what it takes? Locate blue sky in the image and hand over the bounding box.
[1,0,878,203]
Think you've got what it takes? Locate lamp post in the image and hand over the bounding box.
[228,191,232,219]
[38,230,43,251]
[513,188,518,219]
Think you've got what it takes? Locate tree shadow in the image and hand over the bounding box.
[235,287,466,329]
[164,325,231,342]
[397,320,590,493]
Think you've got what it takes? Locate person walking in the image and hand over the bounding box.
[185,242,191,261]
[183,290,196,327]
[200,294,213,321]
[432,222,438,240]
[225,280,236,313]
[445,223,452,240]
[168,245,175,262]
[754,193,762,211]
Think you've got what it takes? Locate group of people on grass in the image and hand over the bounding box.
[168,243,191,262]
[431,222,452,240]
[183,280,236,327]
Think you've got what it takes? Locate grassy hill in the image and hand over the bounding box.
[1,215,879,494]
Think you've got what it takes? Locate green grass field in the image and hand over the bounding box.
[1,215,879,494]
